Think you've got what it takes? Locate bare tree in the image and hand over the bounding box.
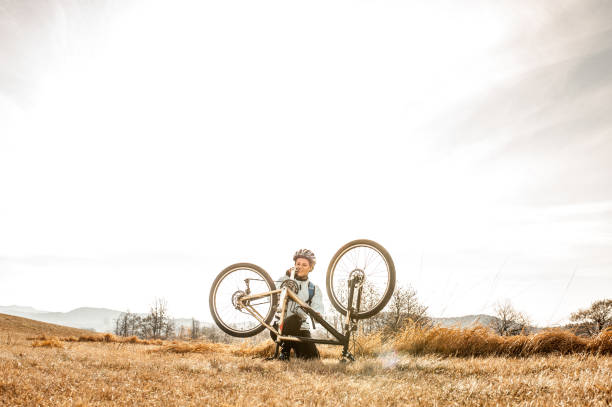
[384,285,429,332]
[362,285,429,335]
[191,318,200,339]
[114,314,123,336]
[114,301,178,340]
[164,318,176,340]
[336,282,429,335]
[492,300,531,336]
[114,311,140,337]
[128,313,142,336]
[150,298,169,339]
[138,298,175,339]
[569,299,612,336]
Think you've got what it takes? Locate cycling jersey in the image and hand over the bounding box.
[274,275,324,330]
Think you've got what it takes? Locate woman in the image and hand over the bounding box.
[271,248,324,360]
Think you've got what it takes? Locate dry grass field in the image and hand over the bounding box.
[1,313,611,406]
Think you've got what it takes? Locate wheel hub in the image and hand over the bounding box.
[348,268,365,287]
[231,290,246,309]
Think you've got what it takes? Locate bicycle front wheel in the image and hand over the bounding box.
[209,263,277,337]
[326,239,396,319]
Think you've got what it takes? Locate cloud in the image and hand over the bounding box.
[417,1,612,208]
[0,0,127,106]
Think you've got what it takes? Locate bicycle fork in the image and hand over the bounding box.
[271,268,295,359]
[340,277,363,362]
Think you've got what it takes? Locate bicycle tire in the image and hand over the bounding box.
[326,239,396,320]
[209,262,277,337]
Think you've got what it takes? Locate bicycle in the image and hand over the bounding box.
[208,239,396,361]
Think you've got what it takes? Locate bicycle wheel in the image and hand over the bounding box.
[209,263,277,337]
[326,239,395,319]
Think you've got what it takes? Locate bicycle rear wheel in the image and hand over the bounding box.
[209,263,277,337]
[326,239,395,319]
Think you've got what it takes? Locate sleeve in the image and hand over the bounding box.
[294,305,308,320]
[311,284,325,315]
[273,275,287,316]
[275,275,307,320]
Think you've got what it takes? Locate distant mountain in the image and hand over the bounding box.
[0,305,46,315]
[432,314,545,333]
[0,313,99,338]
[0,305,510,334]
[431,314,499,328]
[0,305,212,333]
[0,305,122,332]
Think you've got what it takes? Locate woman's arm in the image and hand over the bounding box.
[311,284,325,315]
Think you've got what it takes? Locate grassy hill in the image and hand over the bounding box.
[0,313,95,338]
[0,313,610,406]
[0,305,214,334]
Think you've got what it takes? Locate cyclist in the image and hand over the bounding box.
[271,248,324,360]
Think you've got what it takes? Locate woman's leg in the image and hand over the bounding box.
[271,315,303,359]
[293,329,320,359]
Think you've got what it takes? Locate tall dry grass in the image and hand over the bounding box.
[31,337,64,348]
[26,325,612,359]
[3,313,611,406]
[28,333,164,345]
[392,324,612,357]
[2,331,610,406]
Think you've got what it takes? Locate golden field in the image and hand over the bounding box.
[1,313,611,406]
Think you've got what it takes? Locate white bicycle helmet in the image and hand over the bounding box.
[293,248,316,266]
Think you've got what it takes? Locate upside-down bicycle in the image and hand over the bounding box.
[208,239,396,361]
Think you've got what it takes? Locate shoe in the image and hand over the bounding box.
[278,352,290,361]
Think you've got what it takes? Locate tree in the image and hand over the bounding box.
[164,318,176,340]
[356,284,429,335]
[191,318,200,339]
[145,298,169,339]
[114,314,122,336]
[113,300,176,339]
[114,311,141,337]
[492,300,531,336]
[128,312,142,336]
[569,299,612,336]
[383,285,429,332]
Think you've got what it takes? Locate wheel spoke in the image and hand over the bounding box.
[210,264,276,336]
[327,241,395,319]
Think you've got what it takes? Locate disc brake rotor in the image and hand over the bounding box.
[231,290,246,309]
[348,268,365,287]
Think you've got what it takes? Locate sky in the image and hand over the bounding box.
[1,0,611,326]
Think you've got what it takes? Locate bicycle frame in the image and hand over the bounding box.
[237,273,363,361]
